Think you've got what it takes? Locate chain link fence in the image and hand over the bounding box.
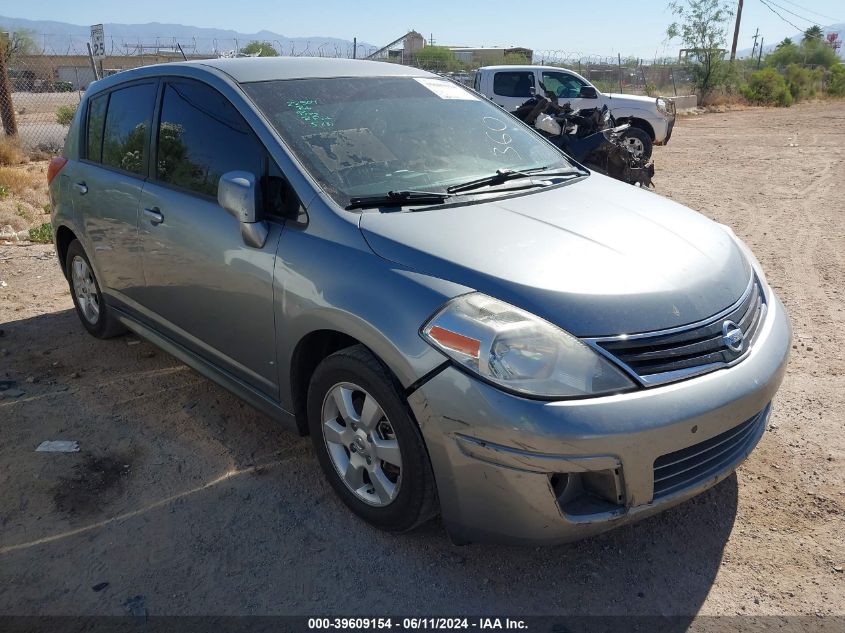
[532,52,696,96]
[1,35,697,157]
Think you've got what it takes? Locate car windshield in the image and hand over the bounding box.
[241,76,577,207]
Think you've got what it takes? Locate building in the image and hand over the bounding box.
[366,31,426,65]
[11,53,206,91]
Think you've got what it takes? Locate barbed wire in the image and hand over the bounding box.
[2,33,700,154]
[22,33,381,59]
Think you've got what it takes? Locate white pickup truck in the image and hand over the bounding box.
[473,65,676,158]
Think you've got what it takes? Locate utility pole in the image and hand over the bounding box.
[757,37,764,68]
[751,28,760,59]
[352,37,357,59]
[730,0,743,61]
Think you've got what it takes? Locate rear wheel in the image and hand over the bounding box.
[307,344,438,532]
[65,240,126,339]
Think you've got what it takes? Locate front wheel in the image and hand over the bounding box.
[307,344,438,532]
[620,127,653,160]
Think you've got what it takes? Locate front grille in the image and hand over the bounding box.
[591,276,766,386]
[652,406,768,500]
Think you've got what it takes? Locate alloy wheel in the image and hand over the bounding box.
[71,256,100,325]
[321,382,402,507]
[622,135,645,158]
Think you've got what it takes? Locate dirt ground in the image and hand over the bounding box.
[0,102,843,621]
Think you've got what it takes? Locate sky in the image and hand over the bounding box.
[7,0,845,58]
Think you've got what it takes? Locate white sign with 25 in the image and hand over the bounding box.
[90,24,105,60]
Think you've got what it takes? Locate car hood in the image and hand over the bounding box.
[358,175,751,337]
[604,93,659,108]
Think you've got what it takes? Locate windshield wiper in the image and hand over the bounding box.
[346,190,453,211]
[445,166,580,194]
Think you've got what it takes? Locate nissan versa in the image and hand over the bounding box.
[47,58,791,544]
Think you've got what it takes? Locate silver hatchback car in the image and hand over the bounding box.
[48,58,791,544]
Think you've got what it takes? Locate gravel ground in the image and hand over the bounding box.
[0,102,843,620]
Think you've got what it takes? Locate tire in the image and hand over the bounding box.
[65,240,126,339]
[620,126,653,160]
[307,344,438,532]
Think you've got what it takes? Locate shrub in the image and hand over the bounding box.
[28,222,53,244]
[784,64,816,100]
[0,137,26,166]
[56,104,78,126]
[742,68,793,106]
[827,65,845,97]
[0,165,39,195]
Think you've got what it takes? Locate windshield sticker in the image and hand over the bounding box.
[414,77,476,100]
[303,128,397,173]
[287,99,334,128]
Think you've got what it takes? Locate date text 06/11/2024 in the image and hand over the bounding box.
[307,618,528,630]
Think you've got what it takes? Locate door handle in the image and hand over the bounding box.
[143,207,164,225]
[74,182,88,195]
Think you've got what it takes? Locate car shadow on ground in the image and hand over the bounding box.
[1,309,736,622]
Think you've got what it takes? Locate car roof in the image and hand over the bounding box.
[479,65,574,72]
[168,57,435,82]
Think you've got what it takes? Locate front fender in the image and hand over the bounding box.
[606,107,668,141]
[273,222,470,413]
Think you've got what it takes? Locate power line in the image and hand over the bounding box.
[758,0,805,31]
[766,0,823,26]
[775,0,842,24]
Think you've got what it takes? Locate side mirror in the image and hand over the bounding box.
[579,86,598,99]
[218,171,268,248]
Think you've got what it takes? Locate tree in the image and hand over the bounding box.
[239,41,278,57]
[502,52,531,65]
[776,38,793,49]
[666,0,735,97]
[803,26,823,42]
[414,45,455,71]
[766,35,839,69]
[1,30,39,59]
[0,31,39,137]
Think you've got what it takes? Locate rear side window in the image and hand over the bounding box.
[101,83,157,175]
[492,71,535,98]
[156,81,264,197]
[86,94,107,162]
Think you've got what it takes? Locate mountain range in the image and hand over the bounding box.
[0,15,378,57]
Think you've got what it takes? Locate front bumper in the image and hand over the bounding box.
[663,116,675,144]
[407,292,791,544]
[651,115,675,145]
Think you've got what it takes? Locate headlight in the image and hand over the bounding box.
[421,293,636,398]
[656,97,673,117]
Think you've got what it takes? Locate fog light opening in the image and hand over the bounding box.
[553,467,627,519]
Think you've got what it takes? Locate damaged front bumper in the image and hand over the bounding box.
[407,293,791,544]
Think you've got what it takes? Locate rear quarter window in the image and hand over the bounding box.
[85,94,108,162]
